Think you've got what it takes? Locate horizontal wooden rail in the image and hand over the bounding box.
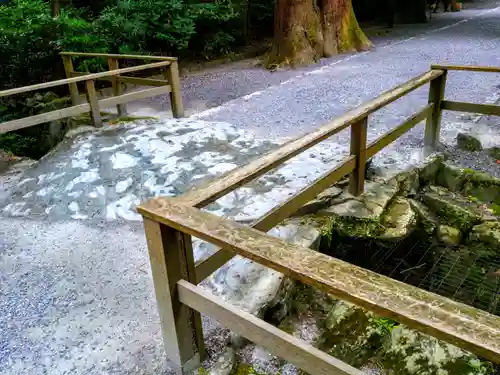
[366,104,434,159]
[178,280,362,375]
[194,156,356,281]
[0,61,172,98]
[70,72,168,87]
[137,199,500,363]
[431,64,500,73]
[0,103,90,134]
[99,86,171,108]
[441,100,500,116]
[175,69,443,209]
[60,51,177,61]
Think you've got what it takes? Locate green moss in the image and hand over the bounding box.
[231,364,268,375]
[488,147,500,160]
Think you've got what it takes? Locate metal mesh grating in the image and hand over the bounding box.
[330,235,500,316]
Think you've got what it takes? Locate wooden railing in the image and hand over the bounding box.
[0,52,183,134]
[137,64,500,374]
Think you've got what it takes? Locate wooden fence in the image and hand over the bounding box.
[0,52,183,134]
[140,64,500,374]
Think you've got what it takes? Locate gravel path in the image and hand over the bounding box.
[128,1,500,119]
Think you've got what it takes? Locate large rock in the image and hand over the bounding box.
[379,197,417,240]
[319,300,489,375]
[437,225,462,246]
[468,221,500,250]
[422,186,485,232]
[436,163,465,192]
[293,186,343,217]
[460,169,500,205]
[456,132,482,151]
[318,181,399,239]
[409,199,438,235]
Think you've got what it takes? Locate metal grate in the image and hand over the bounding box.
[330,235,500,316]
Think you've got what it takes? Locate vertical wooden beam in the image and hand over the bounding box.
[62,55,79,106]
[84,80,102,128]
[424,69,447,150]
[165,61,184,118]
[142,219,204,374]
[349,117,368,196]
[107,57,127,116]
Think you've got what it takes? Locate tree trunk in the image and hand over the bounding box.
[267,0,371,68]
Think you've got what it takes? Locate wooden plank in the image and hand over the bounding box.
[431,64,500,73]
[366,104,434,159]
[107,57,127,116]
[60,51,177,61]
[118,76,169,87]
[176,69,443,209]
[62,55,80,105]
[0,61,172,98]
[177,280,362,375]
[142,219,203,374]
[441,100,500,116]
[98,85,171,108]
[165,61,184,118]
[0,103,90,134]
[425,70,448,149]
[348,117,368,196]
[194,156,356,282]
[84,80,102,127]
[137,199,500,363]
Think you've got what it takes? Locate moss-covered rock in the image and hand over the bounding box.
[379,197,417,240]
[422,186,484,232]
[436,163,465,192]
[437,225,462,246]
[417,153,446,186]
[460,168,500,205]
[457,133,483,152]
[409,199,438,235]
[468,221,500,250]
[318,301,490,375]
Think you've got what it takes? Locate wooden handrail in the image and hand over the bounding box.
[431,64,500,73]
[137,198,500,363]
[194,156,356,282]
[175,69,443,209]
[60,51,177,61]
[0,60,172,98]
[178,280,362,375]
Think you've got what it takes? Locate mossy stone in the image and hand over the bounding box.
[456,133,482,152]
[437,225,462,246]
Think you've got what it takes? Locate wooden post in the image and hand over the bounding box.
[107,57,127,116]
[84,80,102,128]
[424,69,447,150]
[165,60,184,118]
[142,218,205,374]
[349,117,368,196]
[62,55,79,106]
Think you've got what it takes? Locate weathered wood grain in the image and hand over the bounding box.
[60,51,177,61]
[178,280,362,375]
[98,85,171,109]
[431,64,500,73]
[0,61,172,98]
[142,219,204,373]
[0,103,90,134]
[107,57,127,116]
[62,55,80,105]
[441,100,500,116]
[164,61,184,118]
[194,156,356,281]
[137,199,500,363]
[366,104,434,159]
[175,69,443,209]
[348,117,368,196]
[425,70,447,148]
[84,80,102,127]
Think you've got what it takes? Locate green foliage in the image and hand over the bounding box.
[372,317,398,336]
